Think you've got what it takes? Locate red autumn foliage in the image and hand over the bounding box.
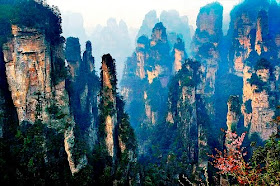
[210,131,262,185]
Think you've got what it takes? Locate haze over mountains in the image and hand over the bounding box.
[53,0,241,80]
[0,0,280,185]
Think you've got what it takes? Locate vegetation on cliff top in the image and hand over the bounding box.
[0,0,62,46]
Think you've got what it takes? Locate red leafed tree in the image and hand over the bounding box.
[210,131,262,185]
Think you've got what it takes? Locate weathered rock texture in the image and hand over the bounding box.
[2,25,86,174]
[100,54,118,158]
[165,61,200,163]
[158,59,210,183]
[172,38,186,74]
[226,0,280,141]
[228,0,279,77]
[242,59,277,140]
[99,54,137,183]
[191,2,223,102]
[191,3,223,135]
[190,3,223,173]
[226,96,241,132]
[121,22,174,154]
[65,38,99,151]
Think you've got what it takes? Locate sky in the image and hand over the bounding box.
[47,0,243,34]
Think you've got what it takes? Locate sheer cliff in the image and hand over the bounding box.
[0,1,136,185]
[65,38,99,151]
[226,0,280,141]
[99,54,137,185]
[121,22,175,154]
[191,2,223,125]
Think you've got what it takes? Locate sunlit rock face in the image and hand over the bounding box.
[99,54,137,177]
[225,0,280,141]
[191,2,223,129]
[100,54,118,158]
[172,38,186,74]
[2,25,86,175]
[228,0,280,77]
[191,2,223,96]
[242,59,277,141]
[3,25,52,124]
[255,10,269,55]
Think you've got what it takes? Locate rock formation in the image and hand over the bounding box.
[226,96,241,132]
[100,54,118,159]
[65,38,99,151]
[191,2,223,99]
[172,38,186,74]
[190,3,224,173]
[138,10,192,55]
[121,22,173,154]
[99,54,137,184]
[242,58,277,140]
[165,60,200,163]
[2,25,86,175]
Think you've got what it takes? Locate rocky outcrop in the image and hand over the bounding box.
[65,37,81,79]
[226,96,241,132]
[65,38,99,151]
[228,0,279,76]
[165,61,199,163]
[100,54,118,159]
[172,38,186,74]
[191,2,223,96]
[121,22,173,154]
[189,4,224,171]
[3,25,53,124]
[99,54,137,184]
[157,59,211,183]
[225,0,280,141]
[255,10,269,55]
[242,59,277,140]
[2,25,86,175]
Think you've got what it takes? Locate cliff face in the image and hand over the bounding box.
[65,37,81,79]
[65,38,99,151]
[151,59,210,183]
[191,2,223,122]
[100,54,118,159]
[2,25,86,175]
[165,61,200,163]
[99,54,137,184]
[188,4,224,171]
[172,38,186,74]
[242,59,277,140]
[3,25,53,124]
[121,22,173,154]
[191,2,223,94]
[226,0,280,141]
[228,0,278,76]
[226,96,241,132]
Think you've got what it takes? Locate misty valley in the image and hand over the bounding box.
[0,0,280,185]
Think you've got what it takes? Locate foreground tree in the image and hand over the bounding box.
[211,128,280,185]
